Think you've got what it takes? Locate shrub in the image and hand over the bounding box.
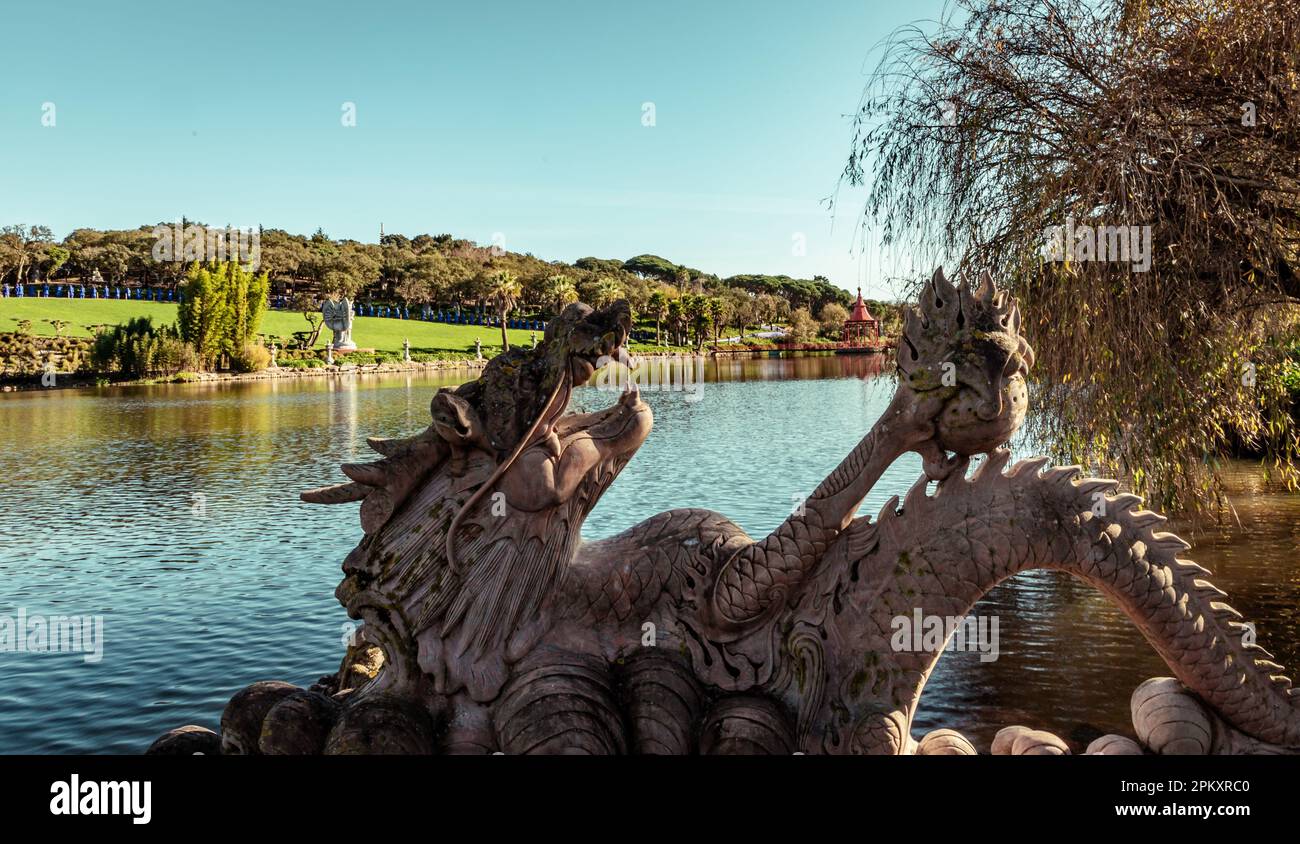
[92,318,160,378]
[230,342,272,373]
[157,335,200,374]
[410,351,476,363]
[278,357,323,369]
[92,317,199,378]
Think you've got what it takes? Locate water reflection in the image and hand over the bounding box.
[0,356,1294,753]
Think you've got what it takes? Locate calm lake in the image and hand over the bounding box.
[1,356,1296,753]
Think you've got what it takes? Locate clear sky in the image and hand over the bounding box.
[1,0,947,298]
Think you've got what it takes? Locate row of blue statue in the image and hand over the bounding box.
[360,303,545,331]
[1,283,548,333]
[2,283,179,302]
[263,296,543,330]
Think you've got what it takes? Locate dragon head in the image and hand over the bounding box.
[549,299,632,385]
[302,299,651,701]
[462,299,632,456]
[897,268,1035,458]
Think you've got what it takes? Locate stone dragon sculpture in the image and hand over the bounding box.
[148,271,1300,755]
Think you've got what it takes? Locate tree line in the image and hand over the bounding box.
[1,222,897,347]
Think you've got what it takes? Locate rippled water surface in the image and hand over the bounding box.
[0,357,1296,752]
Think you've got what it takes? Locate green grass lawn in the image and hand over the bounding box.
[0,297,540,356]
[0,297,698,356]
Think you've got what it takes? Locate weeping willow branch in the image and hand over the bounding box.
[844,0,1300,516]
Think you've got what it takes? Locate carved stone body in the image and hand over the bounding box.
[150,273,1300,755]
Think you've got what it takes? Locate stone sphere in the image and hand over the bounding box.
[917,728,977,755]
[259,690,342,755]
[990,725,1031,756]
[220,680,301,755]
[146,725,221,755]
[1012,729,1071,755]
[1131,677,1213,754]
[1086,734,1145,755]
[991,725,1070,755]
[323,693,438,755]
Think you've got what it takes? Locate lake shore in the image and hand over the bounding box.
[0,357,490,392]
[0,348,827,392]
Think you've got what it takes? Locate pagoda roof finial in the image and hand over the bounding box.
[848,287,875,323]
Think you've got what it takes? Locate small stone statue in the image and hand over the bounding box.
[322,298,357,351]
[326,345,334,366]
[269,342,278,368]
[530,331,537,350]
[475,337,482,361]
[403,338,411,363]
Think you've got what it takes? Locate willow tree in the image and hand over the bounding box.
[844,0,1300,515]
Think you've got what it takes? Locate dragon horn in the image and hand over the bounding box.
[300,481,372,505]
[367,435,418,457]
[341,461,389,487]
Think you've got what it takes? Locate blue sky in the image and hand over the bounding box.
[1,0,947,298]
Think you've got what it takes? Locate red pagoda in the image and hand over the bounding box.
[843,288,880,346]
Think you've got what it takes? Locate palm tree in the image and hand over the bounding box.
[666,298,684,347]
[648,290,669,346]
[487,270,522,351]
[685,295,711,350]
[547,275,578,314]
[591,277,624,309]
[708,297,728,344]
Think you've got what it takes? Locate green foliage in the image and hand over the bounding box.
[846,0,1300,514]
[817,302,848,339]
[1282,341,1300,395]
[581,276,624,309]
[178,261,270,369]
[787,307,819,343]
[623,254,682,281]
[91,317,198,378]
[408,350,477,362]
[0,331,94,375]
[723,274,850,315]
[4,220,878,343]
[230,341,272,373]
[44,245,70,279]
[277,357,325,369]
[177,263,228,366]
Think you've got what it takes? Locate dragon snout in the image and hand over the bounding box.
[975,392,1004,422]
[972,343,1023,421]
